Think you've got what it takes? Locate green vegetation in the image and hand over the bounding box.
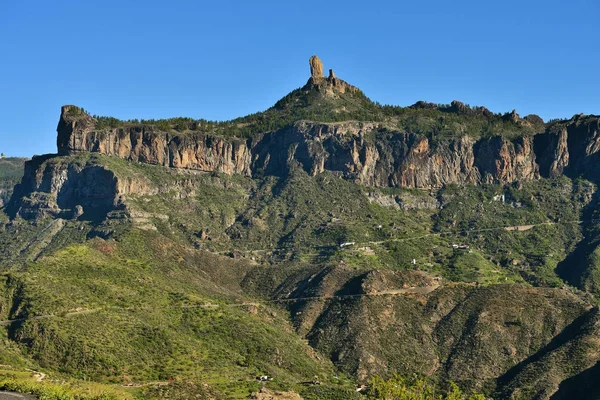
[85,79,539,142]
[4,76,600,399]
[433,177,592,286]
[139,381,225,400]
[0,158,25,182]
[0,367,132,400]
[0,151,598,398]
[3,152,592,286]
[0,229,356,398]
[368,374,485,400]
[89,81,380,136]
[0,157,26,206]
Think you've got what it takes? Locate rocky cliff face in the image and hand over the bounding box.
[58,106,252,176]
[7,155,124,220]
[534,115,600,180]
[49,56,600,190]
[56,106,600,189]
[6,153,166,221]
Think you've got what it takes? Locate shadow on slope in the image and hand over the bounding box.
[496,307,597,386]
[555,187,600,291]
[550,361,600,400]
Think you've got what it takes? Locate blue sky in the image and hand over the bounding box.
[1,0,599,157]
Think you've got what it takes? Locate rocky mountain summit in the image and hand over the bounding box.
[10,56,600,240]
[54,57,600,192]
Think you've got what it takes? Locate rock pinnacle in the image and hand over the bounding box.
[309,55,324,78]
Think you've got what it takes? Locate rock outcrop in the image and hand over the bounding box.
[57,106,252,176]
[309,55,324,78]
[49,57,600,191]
[7,155,124,220]
[534,115,600,180]
[6,153,163,221]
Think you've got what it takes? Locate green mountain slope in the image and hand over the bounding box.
[1,229,355,398]
[2,56,600,399]
[0,157,27,207]
[1,152,598,399]
[87,74,538,141]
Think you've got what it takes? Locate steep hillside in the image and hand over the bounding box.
[2,56,600,399]
[0,231,354,399]
[0,157,27,207]
[2,152,598,399]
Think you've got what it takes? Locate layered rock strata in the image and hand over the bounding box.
[56,106,600,189]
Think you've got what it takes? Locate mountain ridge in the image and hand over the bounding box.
[54,104,600,190]
[3,55,600,399]
[53,56,600,191]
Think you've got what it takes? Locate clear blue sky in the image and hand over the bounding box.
[1,0,599,157]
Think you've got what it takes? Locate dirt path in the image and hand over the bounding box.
[0,392,35,400]
[504,224,535,231]
[0,308,98,327]
[0,285,443,327]
[262,284,442,304]
[27,370,46,382]
[375,284,441,296]
[216,220,592,257]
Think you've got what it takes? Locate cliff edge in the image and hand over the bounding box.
[54,56,600,189]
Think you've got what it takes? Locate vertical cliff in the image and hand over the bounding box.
[535,115,600,181]
[52,57,600,189]
[57,106,253,176]
[54,106,600,190]
[6,154,124,220]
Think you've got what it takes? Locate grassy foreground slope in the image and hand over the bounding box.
[1,228,355,399]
